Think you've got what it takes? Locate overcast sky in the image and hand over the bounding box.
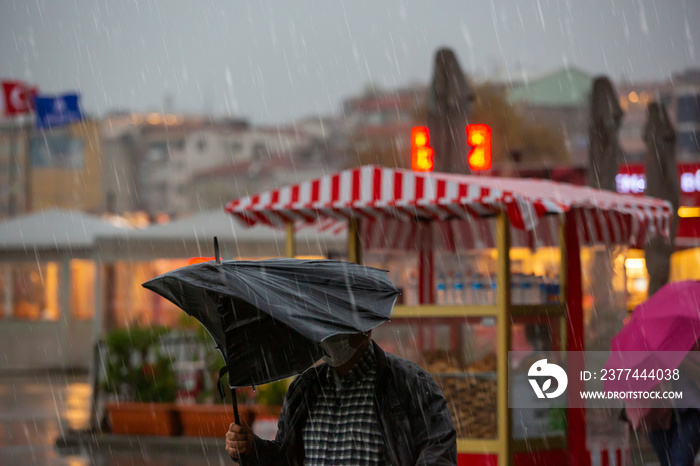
[1,0,697,125]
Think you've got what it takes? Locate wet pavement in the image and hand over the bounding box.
[0,372,231,465]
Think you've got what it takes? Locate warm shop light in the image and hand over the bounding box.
[411,126,434,172]
[628,91,639,103]
[147,113,163,125]
[679,206,700,218]
[625,258,646,270]
[188,257,216,265]
[466,124,492,171]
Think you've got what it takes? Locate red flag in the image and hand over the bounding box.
[2,81,35,116]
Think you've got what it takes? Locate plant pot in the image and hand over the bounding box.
[105,402,181,436]
[177,404,257,437]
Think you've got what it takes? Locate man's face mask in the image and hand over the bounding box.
[320,334,356,367]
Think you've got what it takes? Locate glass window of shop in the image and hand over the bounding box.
[363,217,499,306]
[432,217,499,306]
[581,244,629,348]
[0,262,60,321]
[511,315,566,440]
[624,247,700,310]
[510,214,562,307]
[110,259,189,328]
[373,316,498,439]
[580,244,629,446]
[70,260,95,320]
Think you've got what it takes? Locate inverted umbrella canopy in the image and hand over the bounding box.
[142,258,399,388]
[604,280,700,393]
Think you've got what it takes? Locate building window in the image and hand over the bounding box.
[30,134,84,170]
[1,262,60,321]
[229,141,243,153]
[677,95,700,124]
[70,260,95,320]
[678,130,700,157]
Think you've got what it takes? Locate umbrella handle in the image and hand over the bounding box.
[231,388,246,466]
[218,366,246,465]
[231,387,241,425]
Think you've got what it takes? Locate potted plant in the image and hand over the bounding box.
[176,326,257,437]
[102,326,181,436]
[254,380,287,418]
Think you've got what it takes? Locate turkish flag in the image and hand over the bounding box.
[2,81,35,116]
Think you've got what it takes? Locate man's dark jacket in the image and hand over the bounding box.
[241,341,457,465]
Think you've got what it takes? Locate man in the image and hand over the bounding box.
[225,331,457,465]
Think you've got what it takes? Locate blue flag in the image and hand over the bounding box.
[34,93,83,129]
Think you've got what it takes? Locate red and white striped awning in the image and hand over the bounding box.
[225,165,672,247]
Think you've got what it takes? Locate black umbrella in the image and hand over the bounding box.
[142,239,399,427]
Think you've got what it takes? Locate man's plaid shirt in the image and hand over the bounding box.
[302,344,388,465]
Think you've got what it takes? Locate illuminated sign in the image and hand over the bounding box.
[411,126,434,172]
[616,168,700,194]
[680,170,700,193]
[410,124,492,172]
[466,124,491,171]
[615,173,647,194]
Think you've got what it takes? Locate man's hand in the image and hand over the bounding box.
[225,422,254,460]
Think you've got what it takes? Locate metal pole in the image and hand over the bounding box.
[347,217,361,264]
[285,221,295,258]
[563,210,587,462]
[495,212,512,466]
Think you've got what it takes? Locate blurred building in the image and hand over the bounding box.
[0,118,103,218]
[101,113,337,215]
[617,68,700,163]
[0,120,30,217]
[507,67,593,165]
[339,85,427,168]
[674,69,700,160]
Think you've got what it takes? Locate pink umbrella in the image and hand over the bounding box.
[605,280,700,389]
[604,281,700,428]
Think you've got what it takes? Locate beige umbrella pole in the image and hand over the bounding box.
[586,77,625,351]
[585,76,627,445]
[643,103,679,297]
[426,47,474,174]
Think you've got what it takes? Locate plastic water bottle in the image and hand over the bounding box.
[472,281,484,305]
[446,271,455,305]
[490,281,497,305]
[453,272,465,305]
[539,281,548,304]
[436,273,447,305]
[512,273,522,305]
[520,279,533,305]
[464,274,474,305]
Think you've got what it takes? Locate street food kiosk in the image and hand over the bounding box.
[226,165,672,466]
